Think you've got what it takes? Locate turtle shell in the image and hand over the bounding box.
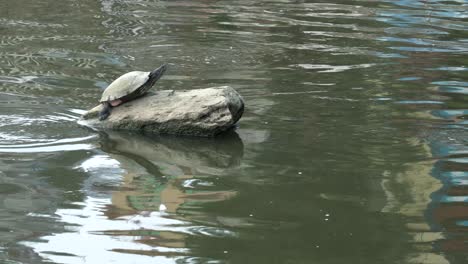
[100,71,150,102]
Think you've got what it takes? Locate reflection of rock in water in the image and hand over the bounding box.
[97,130,244,215]
[100,130,244,175]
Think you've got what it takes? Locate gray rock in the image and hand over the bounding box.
[79,86,244,137]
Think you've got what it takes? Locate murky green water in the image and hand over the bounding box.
[0,0,467,263]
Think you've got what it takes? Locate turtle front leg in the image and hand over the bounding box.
[99,102,112,121]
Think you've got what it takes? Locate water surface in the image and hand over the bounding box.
[0,0,467,263]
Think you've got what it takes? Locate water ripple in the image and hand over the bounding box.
[295,63,377,73]
[0,136,95,153]
[0,18,67,28]
[0,104,95,153]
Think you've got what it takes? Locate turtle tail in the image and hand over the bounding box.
[147,63,168,86]
[99,102,112,121]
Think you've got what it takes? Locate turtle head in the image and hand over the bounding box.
[148,64,168,84]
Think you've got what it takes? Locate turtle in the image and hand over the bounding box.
[98,63,167,121]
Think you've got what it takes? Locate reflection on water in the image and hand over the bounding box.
[0,0,466,263]
[100,131,243,214]
[425,105,468,262]
[23,131,243,263]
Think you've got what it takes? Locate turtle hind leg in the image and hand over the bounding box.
[99,102,112,121]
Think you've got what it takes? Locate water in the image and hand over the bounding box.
[0,0,467,263]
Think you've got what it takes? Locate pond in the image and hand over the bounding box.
[0,0,467,263]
